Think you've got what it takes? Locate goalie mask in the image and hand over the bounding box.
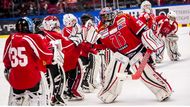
[16,17,34,33]
[140,0,152,14]
[42,15,60,31]
[167,11,177,25]
[63,13,78,27]
[100,7,115,27]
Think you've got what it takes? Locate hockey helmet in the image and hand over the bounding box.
[42,15,60,31]
[63,13,78,27]
[167,11,177,21]
[140,0,152,13]
[16,17,34,33]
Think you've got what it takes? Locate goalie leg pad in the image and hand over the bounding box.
[155,44,165,63]
[129,52,172,101]
[8,89,25,106]
[90,53,101,88]
[98,52,129,103]
[81,54,96,93]
[98,79,124,103]
[165,36,180,61]
[46,64,66,105]
[40,72,52,105]
[140,64,172,101]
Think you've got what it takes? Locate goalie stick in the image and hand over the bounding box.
[116,49,152,80]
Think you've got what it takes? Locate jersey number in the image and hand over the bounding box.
[110,32,127,49]
[10,47,28,67]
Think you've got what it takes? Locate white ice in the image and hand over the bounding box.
[0,27,190,106]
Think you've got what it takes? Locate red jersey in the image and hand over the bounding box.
[156,15,178,37]
[44,29,81,72]
[3,33,53,90]
[97,14,145,55]
[62,26,72,37]
[138,12,157,33]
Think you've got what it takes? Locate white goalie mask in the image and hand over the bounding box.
[167,11,177,25]
[42,15,60,31]
[63,13,78,27]
[141,0,152,14]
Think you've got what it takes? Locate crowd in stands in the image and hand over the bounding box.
[0,0,189,18]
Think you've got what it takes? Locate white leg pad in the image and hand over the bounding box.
[98,79,124,103]
[98,52,129,103]
[165,35,180,61]
[8,90,25,106]
[27,73,49,106]
[140,64,172,101]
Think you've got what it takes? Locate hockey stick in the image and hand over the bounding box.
[116,49,152,80]
[131,49,152,80]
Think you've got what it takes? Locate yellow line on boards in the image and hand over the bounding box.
[0,35,9,38]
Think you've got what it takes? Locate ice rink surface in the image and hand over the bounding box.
[0,27,190,106]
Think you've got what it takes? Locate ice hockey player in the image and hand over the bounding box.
[96,7,172,103]
[80,13,99,93]
[138,0,157,33]
[40,15,67,106]
[3,17,59,106]
[155,10,181,62]
[138,0,160,66]
[62,13,84,101]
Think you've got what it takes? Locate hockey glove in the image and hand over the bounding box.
[84,19,101,44]
[69,33,83,46]
[69,23,83,46]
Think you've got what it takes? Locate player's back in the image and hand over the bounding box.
[8,33,52,90]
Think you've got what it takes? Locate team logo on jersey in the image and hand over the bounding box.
[99,28,109,38]
[117,17,126,30]
[109,27,117,35]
